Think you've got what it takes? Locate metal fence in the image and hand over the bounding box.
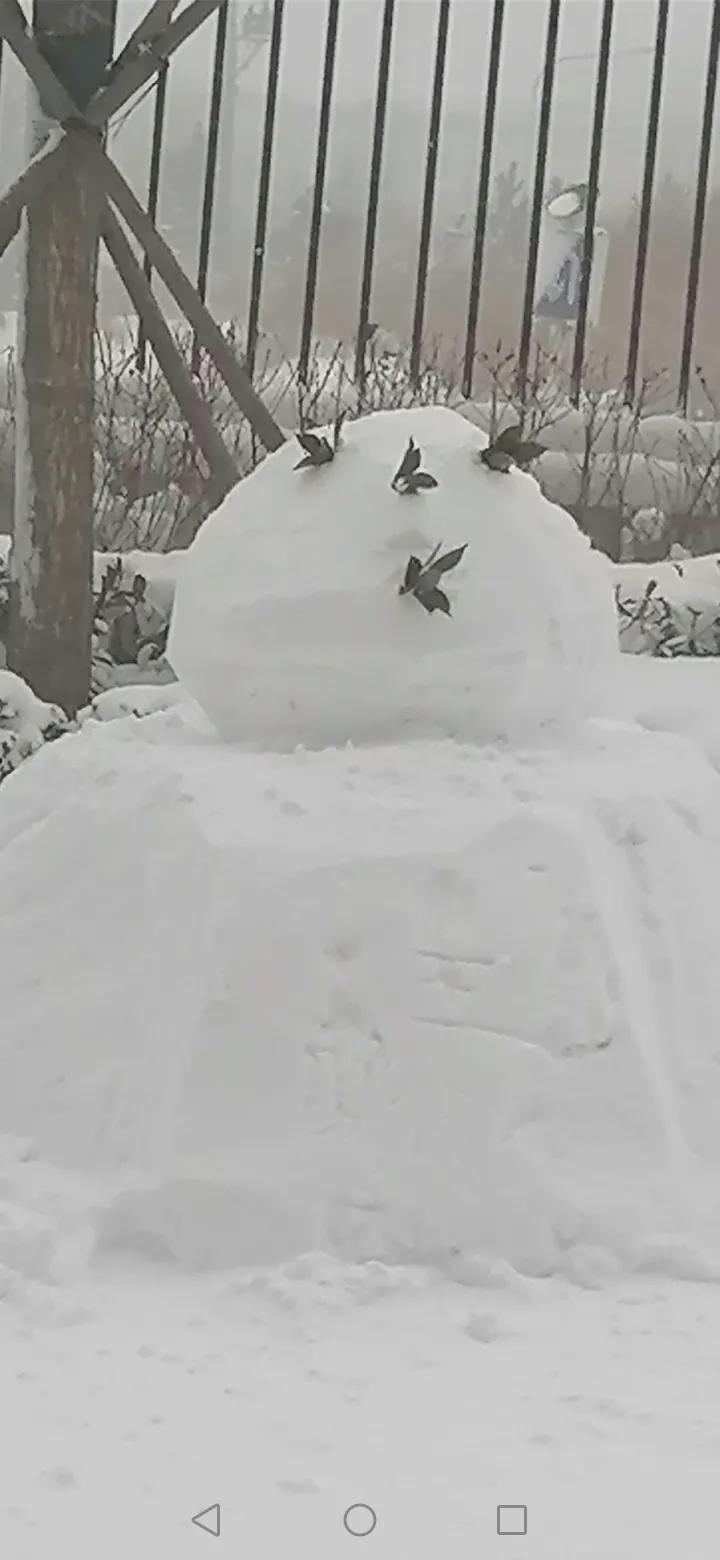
[19,0,720,409]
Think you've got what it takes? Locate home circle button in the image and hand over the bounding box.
[343,1503,378,1537]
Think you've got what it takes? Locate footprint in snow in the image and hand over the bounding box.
[465,1311,501,1343]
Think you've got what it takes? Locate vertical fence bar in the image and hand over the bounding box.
[678,0,720,413]
[409,0,451,386]
[298,0,341,385]
[624,0,669,403]
[136,59,168,371]
[246,0,285,381]
[516,0,561,405]
[355,0,395,390]
[570,0,614,405]
[193,0,230,370]
[461,0,505,400]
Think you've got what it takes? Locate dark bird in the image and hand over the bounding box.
[480,424,546,474]
[399,542,467,615]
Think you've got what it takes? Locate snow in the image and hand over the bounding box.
[3,406,720,1555]
[0,539,185,617]
[1,698,720,1279]
[614,551,720,613]
[80,683,189,724]
[3,1256,720,1559]
[537,448,688,511]
[169,407,617,748]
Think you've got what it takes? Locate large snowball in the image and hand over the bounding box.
[168,407,618,748]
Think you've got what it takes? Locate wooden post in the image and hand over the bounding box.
[8,0,116,715]
[101,204,239,498]
[0,0,285,452]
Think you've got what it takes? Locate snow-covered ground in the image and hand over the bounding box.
[2,409,720,1557]
[4,1252,720,1560]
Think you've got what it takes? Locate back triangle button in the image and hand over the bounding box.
[191,1503,221,1537]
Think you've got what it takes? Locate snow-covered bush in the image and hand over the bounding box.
[0,550,175,721]
[0,670,71,783]
[614,554,720,657]
[620,506,671,562]
[169,406,617,749]
[91,555,174,694]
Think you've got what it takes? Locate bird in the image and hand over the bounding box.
[546,183,589,221]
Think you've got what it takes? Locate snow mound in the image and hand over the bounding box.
[1,716,720,1278]
[169,407,617,748]
[80,683,188,724]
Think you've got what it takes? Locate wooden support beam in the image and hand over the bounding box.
[0,0,77,123]
[102,204,239,501]
[88,0,223,129]
[0,0,220,132]
[104,0,181,85]
[97,149,286,451]
[0,0,285,451]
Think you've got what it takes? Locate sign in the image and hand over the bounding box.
[535,227,608,327]
[536,233,584,319]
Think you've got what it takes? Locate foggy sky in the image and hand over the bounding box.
[123,0,719,207]
[3,1,718,220]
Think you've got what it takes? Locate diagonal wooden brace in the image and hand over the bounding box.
[88,0,223,129]
[102,204,240,503]
[0,131,67,262]
[0,0,285,453]
[0,0,78,125]
[0,0,221,130]
[98,146,286,452]
[103,1,181,86]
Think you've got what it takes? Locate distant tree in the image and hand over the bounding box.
[487,161,529,262]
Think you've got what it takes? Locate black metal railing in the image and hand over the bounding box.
[30,0,720,408]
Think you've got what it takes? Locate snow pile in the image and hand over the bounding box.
[0,669,71,782]
[610,657,720,772]
[1,707,720,1279]
[169,407,617,748]
[79,683,189,725]
[1,405,719,1287]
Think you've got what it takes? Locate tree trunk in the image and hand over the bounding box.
[8,0,116,716]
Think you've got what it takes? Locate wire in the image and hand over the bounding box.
[109,75,158,140]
